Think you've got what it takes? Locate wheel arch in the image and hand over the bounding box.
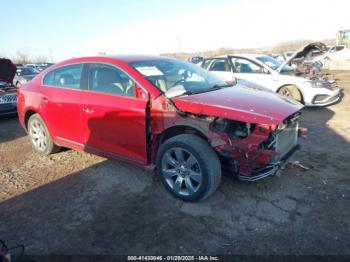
[277,84,304,104]
[24,109,53,136]
[151,124,210,163]
[160,125,208,143]
[24,109,39,129]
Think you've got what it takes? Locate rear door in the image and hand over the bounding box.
[41,64,84,145]
[80,63,148,164]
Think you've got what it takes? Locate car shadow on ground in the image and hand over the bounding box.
[0,116,26,143]
[0,105,349,256]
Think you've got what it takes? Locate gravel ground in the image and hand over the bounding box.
[0,71,349,256]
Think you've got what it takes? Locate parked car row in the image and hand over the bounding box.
[14,63,54,87]
[14,66,39,87]
[0,59,54,115]
[199,53,340,107]
[20,63,54,72]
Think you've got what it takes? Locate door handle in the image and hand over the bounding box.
[40,98,48,104]
[82,107,95,114]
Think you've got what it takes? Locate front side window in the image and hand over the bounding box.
[231,57,264,74]
[201,59,212,69]
[129,58,228,95]
[43,64,83,89]
[209,59,230,72]
[88,63,135,97]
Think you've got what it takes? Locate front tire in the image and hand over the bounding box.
[278,85,302,103]
[27,113,60,156]
[156,134,221,202]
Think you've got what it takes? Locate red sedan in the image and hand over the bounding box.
[17,55,303,201]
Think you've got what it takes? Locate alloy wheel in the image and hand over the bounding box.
[161,147,202,196]
[29,119,48,152]
[280,87,292,97]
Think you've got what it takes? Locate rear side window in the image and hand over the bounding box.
[88,63,135,97]
[43,64,83,89]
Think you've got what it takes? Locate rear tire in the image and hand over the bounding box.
[156,134,221,202]
[278,85,302,103]
[27,114,60,156]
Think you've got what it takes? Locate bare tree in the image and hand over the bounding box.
[33,55,48,63]
[162,38,337,60]
[14,50,31,64]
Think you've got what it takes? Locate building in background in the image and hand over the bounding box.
[336,28,350,47]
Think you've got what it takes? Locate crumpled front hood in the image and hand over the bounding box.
[277,42,327,72]
[172,83,303,125]
[0,58,16,84]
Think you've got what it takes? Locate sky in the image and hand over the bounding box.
[1,0,349,62]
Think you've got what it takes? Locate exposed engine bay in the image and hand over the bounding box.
[207,112,302,181]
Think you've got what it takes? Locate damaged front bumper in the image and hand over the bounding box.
[238,120,301,181]
[238,144,300,181]
[215,114,304,182]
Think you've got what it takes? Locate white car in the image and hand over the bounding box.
[319,45,345,58]
[200,54,340,107]
[320,47,350,61]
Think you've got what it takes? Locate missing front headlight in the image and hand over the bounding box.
[213,118,255,139]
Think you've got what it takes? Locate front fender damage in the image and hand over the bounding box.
[149,95,302,180]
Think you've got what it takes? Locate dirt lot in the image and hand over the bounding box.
[0,71,349,256]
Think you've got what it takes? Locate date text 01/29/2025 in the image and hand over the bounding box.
[127,255,219,261]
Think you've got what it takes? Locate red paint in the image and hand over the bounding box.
[17,56,302,179]
[80,90,148,163]
[172,84,303,125]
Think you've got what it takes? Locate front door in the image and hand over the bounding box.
[230,57,276,89]
[80,63,148,164]
[206,58,235,82]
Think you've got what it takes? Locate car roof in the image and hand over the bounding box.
[106,55,173,63]
[212,54,264,59]
[58,55,173,65]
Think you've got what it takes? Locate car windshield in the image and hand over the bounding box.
[256,55,294,72]
[129,58,231,97]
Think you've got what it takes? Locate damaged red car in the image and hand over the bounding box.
[17,56,304,201]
